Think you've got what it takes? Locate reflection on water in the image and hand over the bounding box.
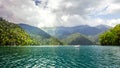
[0,46,120,68]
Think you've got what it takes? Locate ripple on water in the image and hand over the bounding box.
[0,46,120,68]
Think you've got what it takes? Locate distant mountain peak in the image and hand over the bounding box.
[19,23,63,45]
[62,33,94,45]
[19,23,51,39]
[96,24,111,31]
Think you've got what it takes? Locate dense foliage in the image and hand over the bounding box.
[62,33,94,45]
[19,24,63,45]
[0,18,34,45]
[99,24,120,45]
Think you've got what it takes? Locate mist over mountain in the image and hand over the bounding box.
[19,24,63,45]
[42,25,111,45]
[0,17,112,45]
[42,25,111,39]
[19,24,51,39]
[96,25,111,32]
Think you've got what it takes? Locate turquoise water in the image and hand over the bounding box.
[0,46,120,68]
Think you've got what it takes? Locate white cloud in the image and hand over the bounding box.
[64,15,87,27]
[65,2,72,8]
[107,19,120,26]
[0,0,120,27]
[108,3,120,14]
[47,0,62,10]
[61,15,69,22]
[0,0,59,27]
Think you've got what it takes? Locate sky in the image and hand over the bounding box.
[0,0,120,27]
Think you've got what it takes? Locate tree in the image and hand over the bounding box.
[99,24,120,45]
[0,18,34,46]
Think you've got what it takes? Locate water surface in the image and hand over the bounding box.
[0,46,120,68]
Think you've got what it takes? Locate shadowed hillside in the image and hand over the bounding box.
[62,33,94,45]
[19,24,63,45]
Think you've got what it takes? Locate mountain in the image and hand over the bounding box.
[96,25,111,32]
[0,18,34,45]
[42,25,111,39]
[19,24,51,39]
[19,24,63,45]
[42,25,111,45]
[62,33,94,45]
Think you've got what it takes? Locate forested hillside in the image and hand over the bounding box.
[19,24,63,45]
[99,24,120,45]
[0,18,34,45]
[62,33,94,45]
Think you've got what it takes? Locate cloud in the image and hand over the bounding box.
[107,19,120,26]
[0,0,120,27]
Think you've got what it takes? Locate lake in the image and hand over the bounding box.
[0,46,120,68]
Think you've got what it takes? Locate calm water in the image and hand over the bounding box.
[0,46,120,68]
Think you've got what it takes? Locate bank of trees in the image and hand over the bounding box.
[99,24,120,45]
[0,18,34,45]
[0,18,63,46]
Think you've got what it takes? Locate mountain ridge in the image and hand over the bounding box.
[62,33,94,45]
[42,24,111,39]
[19,23,63,45]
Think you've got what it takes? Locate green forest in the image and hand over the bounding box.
[0,18,63,46]
[99,24,120,45]
[0,18,34,45]
[62,33,94,45]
